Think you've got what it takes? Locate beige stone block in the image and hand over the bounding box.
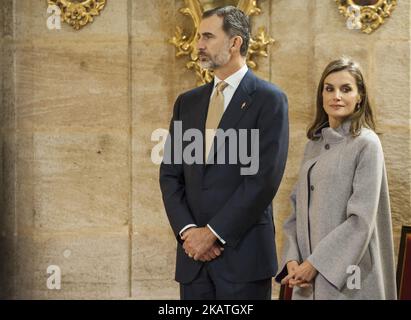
[15,159,36,228]
[269,1,314,116]
[0,5,4,36]
[13,131,37,228]
[132,87,175,171]
[131,227,175,280]
[132,167,168,227]
[131,37,195,101]
[372,41,410,126]
[1,38,14,128]
[170,61,199,96]
[313,34,372,79]
[271,0,312,38]
[270,42,314,122]
[14,230,129,299]
[133,279,179,300]
[132,221,177,299]
[16,131,130,231]
[132,40,177,95]
[131,0,176,40]
[15,0,128,39]
[15,40,129,131]
[314,0,354,36]
[380,131,411,221]
[133,89,173,131]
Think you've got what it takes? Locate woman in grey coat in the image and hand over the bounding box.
[275,58,397,299]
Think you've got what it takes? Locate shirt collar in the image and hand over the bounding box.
[214,64,248,90]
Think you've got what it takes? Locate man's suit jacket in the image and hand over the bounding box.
[160,70,289,284]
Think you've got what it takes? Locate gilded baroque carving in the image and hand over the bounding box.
[48,0,106,30]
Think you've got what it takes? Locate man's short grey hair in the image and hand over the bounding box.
[202,6,251,57]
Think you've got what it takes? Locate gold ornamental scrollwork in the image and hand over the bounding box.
[47,0,106,30]
[336,0,397,34]
[170,0,275,85]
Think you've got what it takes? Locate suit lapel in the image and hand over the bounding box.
[209,70,256,162]
[191,81,213,175]
[195,81,214,140]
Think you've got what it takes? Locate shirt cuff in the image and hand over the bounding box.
[207,224,226,245]
[179,224,197,237]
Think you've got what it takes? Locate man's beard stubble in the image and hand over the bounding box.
[198,43,231,70]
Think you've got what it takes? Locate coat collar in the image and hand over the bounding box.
[315,120,352,144]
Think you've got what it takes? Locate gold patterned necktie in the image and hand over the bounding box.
[205,81,229,161]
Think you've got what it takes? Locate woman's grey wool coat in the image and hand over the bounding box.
[275,121,397,300]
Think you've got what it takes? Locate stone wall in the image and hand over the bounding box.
[0,0,409,299]
[0,0,15,299]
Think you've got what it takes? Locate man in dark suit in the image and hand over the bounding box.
[160,6,288,299]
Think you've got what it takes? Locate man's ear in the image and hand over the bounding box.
[231,36,243,53]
